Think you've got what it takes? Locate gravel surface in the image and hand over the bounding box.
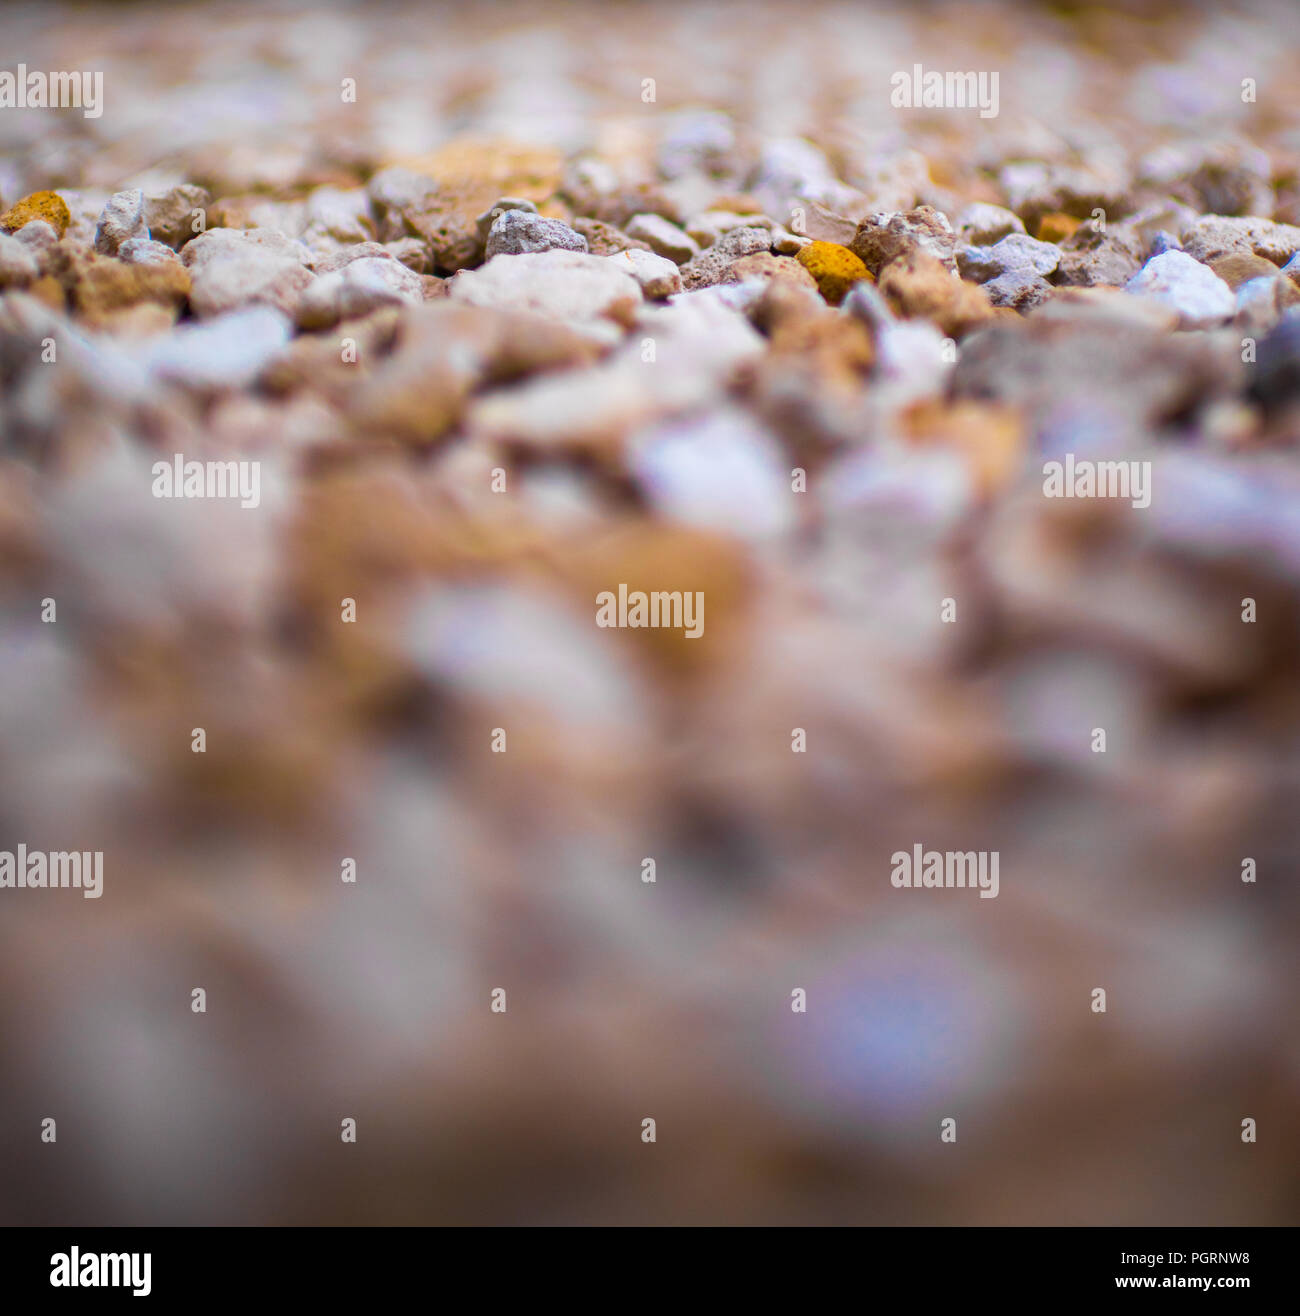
[1,0,1299,1227]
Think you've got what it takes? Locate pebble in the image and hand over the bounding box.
[956,233,1061,310]
[879,250,996,337]
[1179,215,1300,266]
[851,206,956,276]
[1210,252,1283,289]
[680,225,772,290]
[181,227,315,319]
[625,213,699,264]
[139,305,293,391]
[94,189,148,255]
[1036,213,1081,243]
[1124,250,1236,328]
[0,190,71,238]
[722,252,817,292]
[955,203,1025,246]
[796,240,870,305]
[141,184,211,249]
[1053,222,1143,287]
[447,250,642,340]
[602,247,681,299]
[0,232,40,288]
[571,217,650,256]
[485,210,588,258]
[628,406,794,539]
[118,237,183,266]
[13,219,57,256]
[296,255,426,329]
[957,233,1060,282]
[474,197,538,246]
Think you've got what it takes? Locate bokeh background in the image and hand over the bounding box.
[1,0,1298,1225]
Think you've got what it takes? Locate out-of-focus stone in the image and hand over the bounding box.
[878,251,995,337]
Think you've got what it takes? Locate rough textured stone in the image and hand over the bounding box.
[485,210,588,258]
[1125,250,1236,328]
[851,206,956,276]
[1053,221,1144,287]
[602,247,681,299]
[571,217,650,256]
[142,184,211,249]
[182,227,314,318]
[625,213,699,264]
[297,255,426,329]
[447,249,642,337]
[878,251,995,337]
[94,189,147,255]
[0,191,71,238]
[955,203,1025,246]
[680,225,772,289]
[1179,215,1300,266]
[722,252,818,292]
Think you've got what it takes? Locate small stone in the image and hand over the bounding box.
[301,187,373,245]
[1149,231,1182,257]
[625,213,699,264]
[796,240,870,305]
[1233,276,1289,334]
[1180,215,1300,266]
[878,251,995,338]
[297,256,426,330]
[1248,311,1300,411]
[628,407,793,539]
[955,203,1025,246]
[13,219,57,256]
[140,305,293,391]
[684,210,781,247]
[0,191,71,238]
[0,232,39,288]
[679,226,772,290]
[1034,287,1180,332]
[1054,221,1144,287]
[94,189,147,255]
[1210,253,1283,289]
[182,227,314,319]
[603,247,681,299]
[722,252,818,292]
[1124,250,1235,328]
[957,233,1060,282]
[571,218,650,256]
[485,210,588,258]
[850,206,956,276]
[474,198,539,246]
[1036,212,1081,244]
[447,249,642,338]
[141,184,212,249]
[798,201,858,247]
[47,242,191,324]
[118,237,181,266]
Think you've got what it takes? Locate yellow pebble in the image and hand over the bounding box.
[0,190,72,238]
[1036,212,1080,244]
[795,240,871,305]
